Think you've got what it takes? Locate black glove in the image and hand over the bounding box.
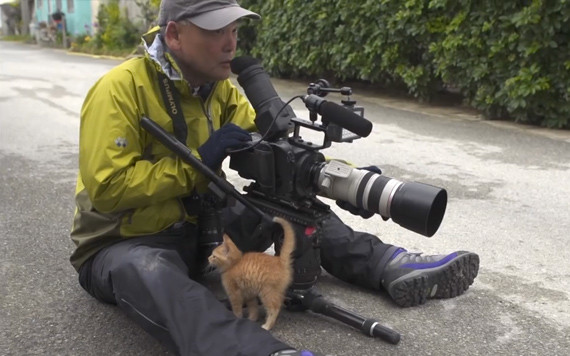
[358,165,382,175]
[335,165,382,219]
[197,124,252,170]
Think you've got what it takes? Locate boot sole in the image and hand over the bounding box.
[388,252,480,308]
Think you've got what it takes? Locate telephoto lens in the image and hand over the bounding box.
[316,160,447,237]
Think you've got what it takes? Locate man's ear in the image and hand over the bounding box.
[164,21,182,50]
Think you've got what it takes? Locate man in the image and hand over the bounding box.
[70,1,479,355]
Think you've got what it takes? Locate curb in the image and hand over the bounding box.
[66,50,127,61]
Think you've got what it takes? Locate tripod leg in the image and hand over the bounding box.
[288,288,401,344]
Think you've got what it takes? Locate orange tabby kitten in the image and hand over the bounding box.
[208,216,295,330]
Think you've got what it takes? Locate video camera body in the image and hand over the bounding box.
[229,57,447,241]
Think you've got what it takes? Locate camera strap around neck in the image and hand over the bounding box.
[156,72,206,215]
[157,72,187,144]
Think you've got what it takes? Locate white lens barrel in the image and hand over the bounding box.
[317,160,401,217]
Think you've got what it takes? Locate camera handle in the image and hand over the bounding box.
[141,116,400,344]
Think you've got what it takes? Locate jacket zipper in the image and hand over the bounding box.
[200,82,218,136]
[177,82,218,222]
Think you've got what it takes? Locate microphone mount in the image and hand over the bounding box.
[307,79,353,97]
[305,80,366,142]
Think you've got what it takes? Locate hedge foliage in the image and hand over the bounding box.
[95,0,140,52]
[238,0,570,128]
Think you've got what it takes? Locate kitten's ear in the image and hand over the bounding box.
[222,234,232,255]
[223,234,236,247]
[223,233,239,254]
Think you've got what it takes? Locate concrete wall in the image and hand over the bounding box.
[0,3,20,35]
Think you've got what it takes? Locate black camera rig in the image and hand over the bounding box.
[140,56,450,345]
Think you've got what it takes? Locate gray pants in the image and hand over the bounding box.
[78,203,394,356]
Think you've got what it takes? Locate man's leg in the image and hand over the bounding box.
[78,226,289,356]
[222,201,478,307]
[319,212,479,307]
[318,212,395,290]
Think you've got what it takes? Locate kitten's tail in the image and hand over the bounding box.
[273,216,296,267]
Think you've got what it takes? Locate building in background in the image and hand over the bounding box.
[32,0,153,38]
[34,0,94,36]
[1,0,155,42]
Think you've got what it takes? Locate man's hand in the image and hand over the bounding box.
[197,124,252,170]
[335,165,382,219]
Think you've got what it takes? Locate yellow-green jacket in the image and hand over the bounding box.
[70,29,256,271]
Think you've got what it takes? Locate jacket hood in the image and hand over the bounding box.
[142,26,183,81]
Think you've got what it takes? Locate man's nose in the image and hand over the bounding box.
[223,33,237,52]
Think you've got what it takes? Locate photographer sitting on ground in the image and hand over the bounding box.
[70,1,479,355]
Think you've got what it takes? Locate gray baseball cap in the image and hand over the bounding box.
[157,0,261,30]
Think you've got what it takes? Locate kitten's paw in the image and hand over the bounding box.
[248,313,258,322]
[246,302,259,321]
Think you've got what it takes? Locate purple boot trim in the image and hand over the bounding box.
[401,252,459,269]
[389,247,407,260]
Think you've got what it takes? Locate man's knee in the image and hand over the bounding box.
[112,246,188,284]
[83,242,189,304]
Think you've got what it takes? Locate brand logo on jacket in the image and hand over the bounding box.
[115,137,128,147]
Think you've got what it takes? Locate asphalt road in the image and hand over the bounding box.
[1,41,569,356]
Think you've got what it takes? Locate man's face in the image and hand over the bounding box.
[167,20,238,86]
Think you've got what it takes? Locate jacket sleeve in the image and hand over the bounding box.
[79,68,199,214]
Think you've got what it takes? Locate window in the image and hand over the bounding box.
[67,0,74,13]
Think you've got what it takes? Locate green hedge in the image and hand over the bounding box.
[238,0,570,128]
